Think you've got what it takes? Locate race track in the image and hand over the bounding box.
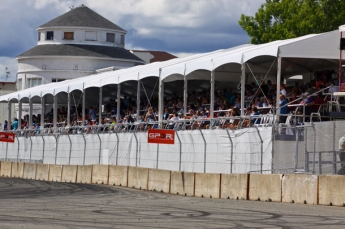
[0,178,344,228]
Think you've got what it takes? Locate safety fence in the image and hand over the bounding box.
[0,116,273,174]
[272,120,345,175]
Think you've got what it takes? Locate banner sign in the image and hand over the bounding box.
[148,129,175,144]
[0,132,16,143]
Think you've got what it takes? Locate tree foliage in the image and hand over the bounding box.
[239,0,345,44]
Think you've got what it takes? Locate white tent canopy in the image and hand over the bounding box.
[1,29,343,104]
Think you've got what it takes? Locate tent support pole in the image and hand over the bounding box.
[158,69,164,123]
[18,100,22,130]
[40,96,45,128]
[67,92,71,127]
[99,87,103,125]
[184,75,188,116]
[29,98,33,129]
[82,89,85,124]
[137,80,140,120]
[241,63,245,116]
[8,101,12,128]
[117,84,121,122]
[210,70,215,120]
[276,57,282,118]
[53,95,57,128]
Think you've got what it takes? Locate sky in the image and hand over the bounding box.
[0,0,266,82]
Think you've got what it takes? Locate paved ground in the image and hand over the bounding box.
[0,178,344,228]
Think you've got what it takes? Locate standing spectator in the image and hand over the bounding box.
[89,106,97,120]
[279,94,289,123]
[3,120,8,131]
[12,118,18,130]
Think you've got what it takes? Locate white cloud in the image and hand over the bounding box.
[0,0,266,81]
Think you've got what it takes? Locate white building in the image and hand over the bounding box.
[16,4,145,90]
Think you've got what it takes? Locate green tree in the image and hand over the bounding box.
[239,0,345,44]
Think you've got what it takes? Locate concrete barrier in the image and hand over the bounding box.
[249,174,282,202]
[282,174,318,205]
[23,163,37,179]
[128,167,148,190]
[77,165,92,184]
[108,165,128,186]
[48,165,62,182]
[148,169,171,193]
[221,174,248,200]
[11,162,24,178]
[62,165,78,183]
[194,173,220,198]
[170,171,195,196]
[0,161,12,177]
[36,164,49,181]
[319,175,345,206]
[92,164,109,185]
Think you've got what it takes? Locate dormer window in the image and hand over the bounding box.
[106,33,115,43]
[120,35,125,45]
[38,32,40,41]
[64,32,74,40]
[46,31,54,40]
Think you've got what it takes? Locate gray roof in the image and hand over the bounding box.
[38,5,126,32]
[17,44,144,62]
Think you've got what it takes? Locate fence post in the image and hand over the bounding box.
[82,133,86,165]
[67,134,72,165]
[254,126,263,173]
[54,134,59,165]
[97,132,101,165]
[294,126,300,172]
[115,132,119,165]
[16,135,20,162]
[312,124,316,174]
[156,143,159,169]
[5,142,8,161]
[332,121,337,174]
[41,135,45,164]
[133,132,138,167]
[225,129,233,174]
[29,135,33,163]
[175,131,182,171]
[199,130,207,173]
[304,127,309,173]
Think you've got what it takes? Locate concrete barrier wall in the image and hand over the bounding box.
[282,174,318,205]
[128,167,148,190]
[148,169,171,193]
[170,171,195,196]
[319,175,345,206]
[11,162,24,178]
[77,165,92,184]
[61,165,78,183]
[249,174,282,202]
[221,174,248,200]
[3,160,345,208]
[0,161,12,177]
[23,163,37,180]
[92,164,109,185]
[108,165,128,186]
[49,165,62,182]
[36,164,49,181]
[194,173,220,198]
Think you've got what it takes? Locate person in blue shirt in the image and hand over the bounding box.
[89,106,97,121]
[12,118,18,130]
[279,94,289,123]
[3,120,8,131]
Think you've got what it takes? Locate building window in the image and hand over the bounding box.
[120,35,125,45]
[73,64,78,70]
[85,31,97,41]
[106,33,115,43]
[38,32,40,41]
[46,31,54,40]
[64,32,74,40]
[17,79,22,91]
[27,78,42,88]
[52,79,66,83]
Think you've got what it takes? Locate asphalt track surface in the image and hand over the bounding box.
[0,178,345,228]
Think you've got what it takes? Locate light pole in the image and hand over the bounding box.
[5,67,10,82]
